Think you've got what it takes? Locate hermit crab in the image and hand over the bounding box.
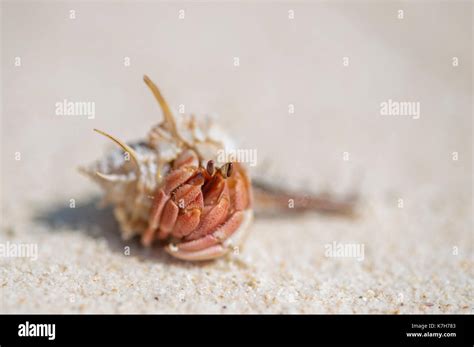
[81,75,356,261]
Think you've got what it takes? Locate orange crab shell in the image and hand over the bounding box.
[141,149,253,261]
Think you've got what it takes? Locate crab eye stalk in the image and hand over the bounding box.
[206,160,215,176]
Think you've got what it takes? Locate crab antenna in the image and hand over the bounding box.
[93,128,140,175]
[206,160,215,176]
[143,75,180,141]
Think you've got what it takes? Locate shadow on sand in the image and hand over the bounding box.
[34,196,205,268]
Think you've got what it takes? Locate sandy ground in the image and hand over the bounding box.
[1,1,472,313]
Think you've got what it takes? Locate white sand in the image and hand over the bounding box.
[1,1,472,313]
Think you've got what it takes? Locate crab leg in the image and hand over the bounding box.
[141,165,196,246]
[166,244,228,261]
[157,200,179,238]
[165,211,246,260]
[184,185,230,241]
[158,182,205,239]
[172,209,201,238]
[166,169,250,260]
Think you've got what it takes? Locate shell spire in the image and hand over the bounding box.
[143,75,182,144]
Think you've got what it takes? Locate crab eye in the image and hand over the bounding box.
[221,162,233,178]
[206,160,215,176]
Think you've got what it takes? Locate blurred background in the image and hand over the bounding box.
[1,1,472,313]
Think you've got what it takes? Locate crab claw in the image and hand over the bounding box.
[143,151,253,261]
[165,210,252,261]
